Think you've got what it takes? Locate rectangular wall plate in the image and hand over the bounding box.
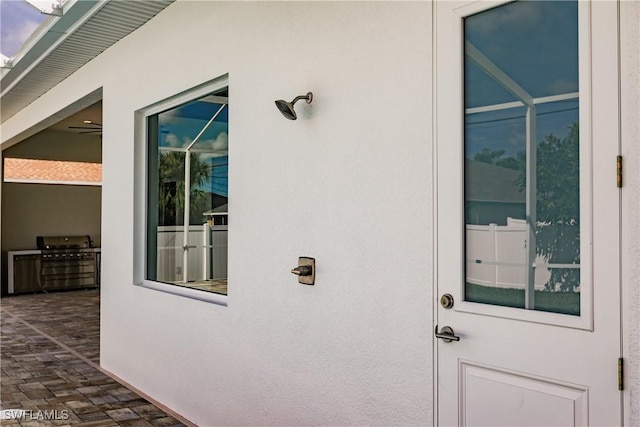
[296,257,315,285]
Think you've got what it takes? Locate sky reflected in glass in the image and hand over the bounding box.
[157,97,229,198]
[464,1,579,158]
[464,1,578,108]
[464,0,581,314]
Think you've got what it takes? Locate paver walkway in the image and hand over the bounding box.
[1,290,190,426]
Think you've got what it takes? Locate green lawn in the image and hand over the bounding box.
[466,283,580,316]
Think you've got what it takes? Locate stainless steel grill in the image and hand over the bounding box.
[36,235,98,291]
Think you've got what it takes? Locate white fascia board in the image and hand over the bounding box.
[0,0,107,97]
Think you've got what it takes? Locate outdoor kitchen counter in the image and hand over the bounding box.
[7,248,101,294]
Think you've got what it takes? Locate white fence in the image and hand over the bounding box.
[466,218,552,290]
[157,219,566,289]
[157,224,228,283]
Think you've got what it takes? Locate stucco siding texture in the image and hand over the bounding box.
[0,0,638,425]
[95,2,433,426]
[621,0,640,424]
[2,183,102,251]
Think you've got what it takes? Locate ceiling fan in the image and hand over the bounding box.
[69,120,102,135]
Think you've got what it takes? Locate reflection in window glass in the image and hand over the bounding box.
[463,1,580,315]
[147,88,229,295]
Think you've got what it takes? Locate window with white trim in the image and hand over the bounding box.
[146,85,228,296]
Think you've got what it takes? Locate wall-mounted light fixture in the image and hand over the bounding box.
[275,92,313,120]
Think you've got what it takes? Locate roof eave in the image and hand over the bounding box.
[0,0,107,97]
[0,0,175,126]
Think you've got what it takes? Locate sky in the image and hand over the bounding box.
[0,0,47,57]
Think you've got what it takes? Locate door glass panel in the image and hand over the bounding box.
[463,1,580,315]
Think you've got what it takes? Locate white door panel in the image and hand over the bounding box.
[461,362,588,427]
[435,1,622,425]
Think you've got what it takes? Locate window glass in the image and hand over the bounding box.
[463,1,580,315]
[147,88,228,295]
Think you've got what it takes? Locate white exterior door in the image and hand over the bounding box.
[434,1,622,426]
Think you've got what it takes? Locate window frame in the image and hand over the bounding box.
[134,75,229,306]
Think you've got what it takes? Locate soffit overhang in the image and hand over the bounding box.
[0,0,174,124]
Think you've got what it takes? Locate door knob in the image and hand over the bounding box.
[435,325,460,343]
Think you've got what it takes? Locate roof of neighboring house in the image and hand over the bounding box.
[3,158,101,184]
[465,159,524,203]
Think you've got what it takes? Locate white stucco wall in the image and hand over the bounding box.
[1,1,638,425]
[100,2,431,425]
[3,130,102,163]
[1,183,102,250]
[621,0,640,423]
[1,183,102,292]
[1,131,102,288]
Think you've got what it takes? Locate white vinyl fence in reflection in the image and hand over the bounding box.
[156,225,227,283]
[466,218,551,290]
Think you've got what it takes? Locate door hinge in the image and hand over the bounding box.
[617,155,623,188]
[618,357,624,391]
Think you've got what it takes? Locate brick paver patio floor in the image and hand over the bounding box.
[1,290,190,426]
